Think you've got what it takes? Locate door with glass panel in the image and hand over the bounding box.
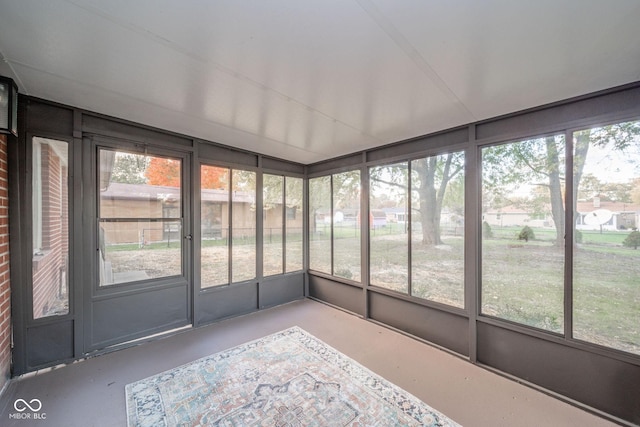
[86,141,191,351]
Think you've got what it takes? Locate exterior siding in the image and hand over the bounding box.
[0,134,11,389]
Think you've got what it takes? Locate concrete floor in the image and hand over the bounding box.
[0,299,617,426]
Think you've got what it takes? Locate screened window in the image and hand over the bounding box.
[201,165,230,288]
[32,137,69,319]
[309,172,361,281]
[285,177,303,273]
[573,120,640,355]
[263,174,303,276]
[369,163,408,292]
[481,136,566,333]
[309,176,332,274]
[263,174,284,276]
[333,171,361,281]
[411,152,465,308]
[231,170,256,283]
[98,150,182,286]
[367,156,465,307]
[200,166,256,287]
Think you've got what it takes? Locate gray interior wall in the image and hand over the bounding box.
[8,81,640,425]
[10,96,306,374]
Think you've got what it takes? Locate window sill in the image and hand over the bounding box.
[32,249,53,272]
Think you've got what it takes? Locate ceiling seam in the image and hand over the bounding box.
[62,0,385,145]
[355,0,477,122]
[0,48,29,95]
[8,58,327,160]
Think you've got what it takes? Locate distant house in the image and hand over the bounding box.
[100,183,300,246]
[311,208,385,230]
[483,197,640,231]
[576,197,640,231]
[382,207,407,223]
[483,205,555,228]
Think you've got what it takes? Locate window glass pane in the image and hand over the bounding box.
[100,152,181,218]
[309,176,331,273]
[98,149,183,286]
[285,177,303,273]
[481,137,565,332]
[411,153,465,308]
[370,163,408,292]
[573,121,640,355]
[99,220,182,285]
[333,171,361,281]
[201,165,229,288]
[32,137,69,319]
[263,174,284,276]
[231,170,256,282]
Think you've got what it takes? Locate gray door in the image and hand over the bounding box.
[84,140,191,351]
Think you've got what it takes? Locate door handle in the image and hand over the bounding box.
[185,234,193,240]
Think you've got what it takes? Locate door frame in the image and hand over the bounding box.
[82,135,193,353]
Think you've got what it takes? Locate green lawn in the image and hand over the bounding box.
[482,226,639,354]
[106,223,639,355]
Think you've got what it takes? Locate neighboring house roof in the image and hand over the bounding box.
[382,208,407,215]
[576,199,640,213]
[101,182,254,203]
[485,205,543,215]
[485,199,640,215]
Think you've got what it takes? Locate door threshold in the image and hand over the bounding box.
[113,324,194,348]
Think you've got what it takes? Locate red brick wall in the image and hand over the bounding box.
[32,144,67,318]
[0,134,11,387]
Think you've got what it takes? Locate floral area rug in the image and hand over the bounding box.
[125,326,460,426]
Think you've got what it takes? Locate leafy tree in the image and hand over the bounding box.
[578,174,632,203]
[631,178,640,205]
[333,171,360,210]
[572,123,640,244]
[145,157,180,187]
[110,153,149,184]
[482,138,562,242]
[262,175,303,225]
[370,165,407,209]
[263,174,284,210]
[231,170,256,209]
[412,153,464,245]
[308,175,331,234]
[369,153,464,246]
[483,121,640,247]
[442,173,465,217]
[285,176,304,214]
[201,166,228,189]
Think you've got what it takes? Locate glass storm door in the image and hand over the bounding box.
[85,142,191,351]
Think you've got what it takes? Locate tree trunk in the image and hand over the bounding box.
[545,137,565,246]
[573,132,591,244]
[414,158,441,246]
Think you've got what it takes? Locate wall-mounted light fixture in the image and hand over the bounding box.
[0,76,18,137]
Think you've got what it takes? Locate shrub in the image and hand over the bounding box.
[335,268,353,279]
[482,221,493,238]
[623,229,640,250]
[574,229,583,244]
[517,226,535,242]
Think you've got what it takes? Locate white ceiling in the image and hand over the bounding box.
[1,1,639,164]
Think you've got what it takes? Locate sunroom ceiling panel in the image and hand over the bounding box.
[371,0,640,121]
